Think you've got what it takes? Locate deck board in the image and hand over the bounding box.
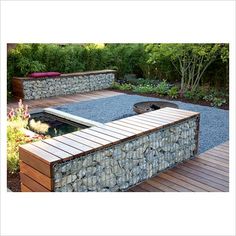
[7,90,123,112]
[129,142,229,192]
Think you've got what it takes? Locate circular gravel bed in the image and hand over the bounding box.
[53,94,229,153]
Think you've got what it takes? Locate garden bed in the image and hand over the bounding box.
[111,89,229,110]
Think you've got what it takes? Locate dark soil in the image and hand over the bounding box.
[7,172,20,192]
[110,89,229,110]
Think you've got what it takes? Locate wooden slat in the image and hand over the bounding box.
[73,131,110,145]
[124,116,160,128]
[20,173,50,192]
[149,110,184,120]
[158,109,190,118]
[165,170,221,192]
[141,113,175,124]
[128,185,147,192]
[53,136,92,152]
[146,179,176,192]
[89,126,128,139]
[199,152,229,164]
[136,182,163,192]
[20,161,52,190]
[117,118,155,129]
[98,124,135,137]
[112,120,148,132]
[21,183,32,192]
[63,133,102,148]
[186,159,229,177]
[19,144,60,164]
[106,123,141,134]
[182,162,229,182]
[19,148,52,177]
[43,138,82,155]
[161,107,199,116]
[32,141,71,159]
[175,165,229,186]
[193,158,229,172]
[174,167,228,192]
[144,112,179,122]
[155,173,199,192]
[133,115,167,126]
[80,129,119,142]
[198,154,229,168]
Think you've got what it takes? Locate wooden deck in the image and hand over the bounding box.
[7,90,123,112]
[129,141,229,192]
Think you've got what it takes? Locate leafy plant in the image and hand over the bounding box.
[132,84,157,94]
[156,80,170,96]
[7,100,47,174]
[167,86,179,99]
[211,98,226,107]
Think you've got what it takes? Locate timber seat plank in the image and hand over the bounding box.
[73,131,111,145]
[141,114,171,124]
[106,123,142,134]
[89,126,128,139]
[19,144,60,164]
[97,124,135,137]
[80,129,119,142]
[43,139,82,155]
[54,135,93,151]
[130,142,229,192]
[116,118,155,129]
[32,141,71,159]
[111,120,149,132]
[124,116,162,128]
[62,133,102,149]
[132,115,167,126]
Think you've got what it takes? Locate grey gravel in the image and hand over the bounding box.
[53,94,229,153]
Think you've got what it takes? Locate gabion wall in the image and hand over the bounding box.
[53,117,198,192]
[20,71,115,100]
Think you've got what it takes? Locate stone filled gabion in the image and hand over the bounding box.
[53,118,198,192]
[23,73,115,100]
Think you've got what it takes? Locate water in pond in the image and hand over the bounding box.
[29,112,88,137]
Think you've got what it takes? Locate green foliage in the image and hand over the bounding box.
[183,90,196,100]
[156,80,170,96]
[7,100,46,174]
[203,89,227,107]
[167,86,179,99]
[7,43,229,98]
[111,82,133,91]
[132,84,157,94]
[210,98,226,107]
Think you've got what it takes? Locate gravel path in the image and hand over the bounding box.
[53,94,229,153]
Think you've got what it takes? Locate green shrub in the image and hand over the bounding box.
[167,86,179,99]
[7,100,46,174]
[183,90,196,100]
[156,80,170,96]
[111,82,133,91]
[211,98,226,107]
[132,84,157,94]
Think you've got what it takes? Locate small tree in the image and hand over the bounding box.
[146,43,225,96]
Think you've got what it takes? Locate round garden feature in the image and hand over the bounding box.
[133,101,179,114]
